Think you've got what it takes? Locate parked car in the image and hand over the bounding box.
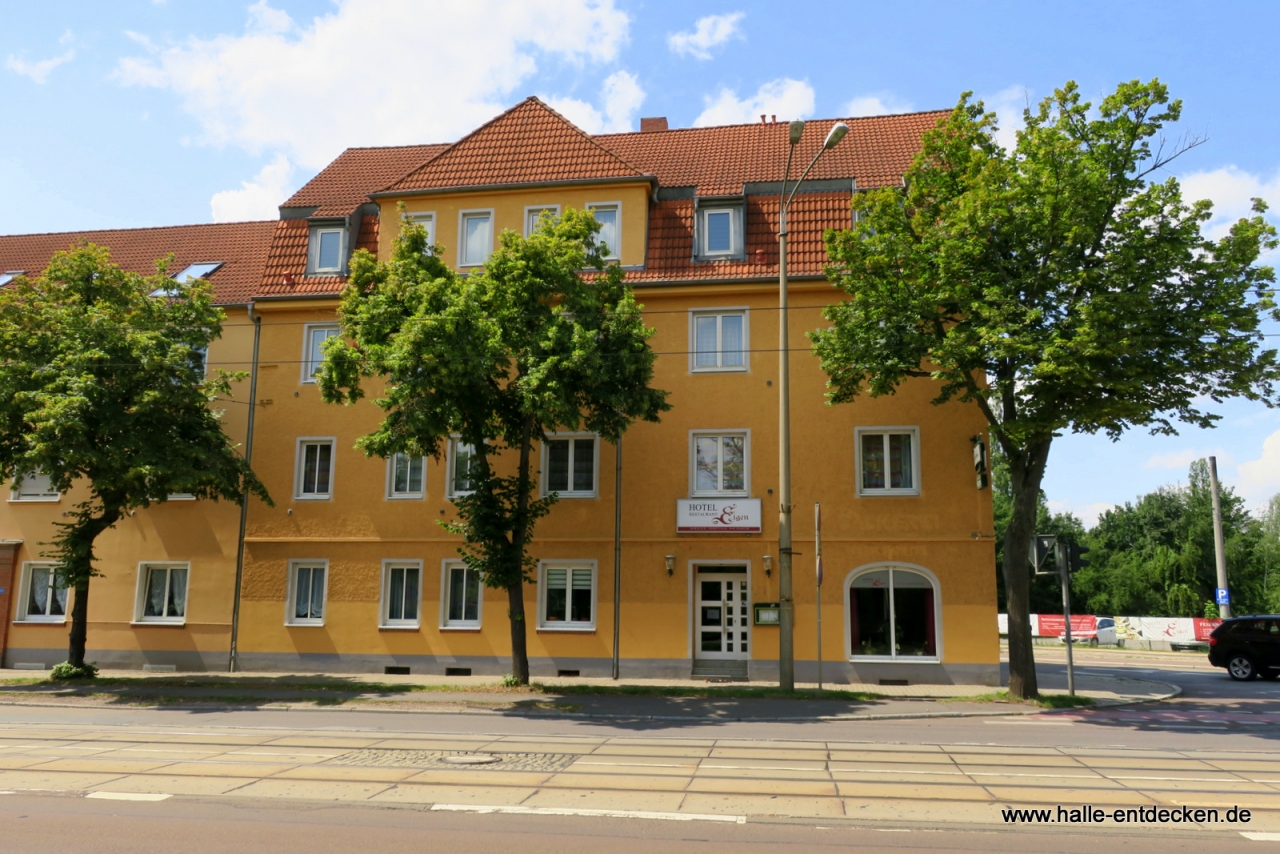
[1058,617,1117,646]
[1208,616,1280,681]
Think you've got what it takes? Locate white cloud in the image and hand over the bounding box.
[1047,499,1116,529]
[983,85,1031,152]
[1180,165,1280,243]
[6,49,75,84]
[843,93,914,117]
[210,153,295,222]
[693,78,814,128]
[1144,448,1234,471]
[1232,429,1280,510]
[116,0,632,170]
[667,12,745,60]
[544,70,645,134]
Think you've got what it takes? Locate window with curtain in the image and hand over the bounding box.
[296,440,334,498]
[289,562,326,625]
[542,566,594,627]
[857,429,918,495]
[303,325,339,381]
[545,436,596,497]
[448,439,476,497]
[692,311,746,371]
[693,433,747,495]
[387,453,425,499]
[443,563,482,628]
[587,204,619,259]
[140,565,188,622]
[383,563,421,627]
[460,212,493,266]
[18,563,67,622]
[849,567,937,659]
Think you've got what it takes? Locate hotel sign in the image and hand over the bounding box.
[676,498,762,533]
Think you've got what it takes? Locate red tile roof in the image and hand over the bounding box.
[597,110,946,196]
[257,216,379,297]
[627,193,850,283]
[0,220,275,304]
[380,97,649,194]
[283,144,450,217]
[255,104,946,298]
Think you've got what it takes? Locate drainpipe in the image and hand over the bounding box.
[611,434,623,679]
[228,303,262,672]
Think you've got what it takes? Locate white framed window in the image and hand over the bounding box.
[524,204,560,236]
[302,323,340,383]
[9,472,59,502]
[166,493,196,501]
[447,438,476,498]
[380,560,422,629]
[537,561,596,631]
[691,431,749,497]
[134,563,189,624]
[846,564,941,661]
[16,562,67,623]
[459,210,494,267]
[542,434,597,498]
[310,226,345,273]
[690,309,747,372]
[699,206,740,256]
[403,211,436,249]
[586,202,620,260]
[295,438,336,500]
[386,453,426,500]
[440,560,482,629]
[286,560,327,626]
[856,427,920,496]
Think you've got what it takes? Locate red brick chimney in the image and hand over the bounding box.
[640,117,668,133]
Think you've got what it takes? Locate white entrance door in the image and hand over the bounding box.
[696,571,749,660]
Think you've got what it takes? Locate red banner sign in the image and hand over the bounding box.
[1036,614,1096,637]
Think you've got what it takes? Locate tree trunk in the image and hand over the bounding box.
[63,508,121,670]
[506,415,537,685]
[1002,440,1052,699]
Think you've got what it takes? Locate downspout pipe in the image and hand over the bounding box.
[228,302,262,672]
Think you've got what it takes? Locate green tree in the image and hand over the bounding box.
[320,208,669,684]
[0,244,270,670]
[811,79,1278,697]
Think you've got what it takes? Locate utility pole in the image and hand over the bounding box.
[611,435,623,679]
[1055,541,1075,697]
[1209,456,1231,618]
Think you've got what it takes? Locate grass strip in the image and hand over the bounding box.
[951,690,1095,708]
[530,683,887,701]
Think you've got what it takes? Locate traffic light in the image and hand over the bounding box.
[1069,543,1090,573]
[1029,534,1056,575]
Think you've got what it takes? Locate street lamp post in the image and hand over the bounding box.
[777,120,848,692]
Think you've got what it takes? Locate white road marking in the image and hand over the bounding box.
[983,720,1074,725]
[85,792,172,802]
[1242,832,1280,840]
[431,804,745,824]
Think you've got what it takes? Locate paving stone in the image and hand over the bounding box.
[89,774,257,796]
[226,778,393,801]
[372,784,536,805]
[522,788,687,812]
[327,748,577,772]
[680,792,845,818]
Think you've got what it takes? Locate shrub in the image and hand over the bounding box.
[50,662,98,680]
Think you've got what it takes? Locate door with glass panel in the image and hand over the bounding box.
[696,568,749,659]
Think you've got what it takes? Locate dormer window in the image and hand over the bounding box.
[310,225,345,274]
[696,202,743,260]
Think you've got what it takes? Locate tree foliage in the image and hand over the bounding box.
[811,79,1279,697]
[320,208,669,683]
[0,244,270,668]
[1076,461,1274,616]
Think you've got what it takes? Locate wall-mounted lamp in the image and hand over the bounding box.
[664,555,675,577]
[763,555,773,577]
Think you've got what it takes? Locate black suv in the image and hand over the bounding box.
[1208,616,1280,681]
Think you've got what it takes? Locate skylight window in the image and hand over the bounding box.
[0,271,24,287]
[173,262,223,283]
[151,262,223,297]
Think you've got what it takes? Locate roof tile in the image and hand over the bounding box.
[0,221,275,304]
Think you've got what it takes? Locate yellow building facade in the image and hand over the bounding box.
[2,100,999,684]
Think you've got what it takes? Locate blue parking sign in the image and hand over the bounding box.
[1216,587,1230,606]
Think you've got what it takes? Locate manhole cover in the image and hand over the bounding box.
[327,748,577,772]
[442,753,500,765]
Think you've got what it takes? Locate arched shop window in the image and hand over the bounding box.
[847,566,939,659]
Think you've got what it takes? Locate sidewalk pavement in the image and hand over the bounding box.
[0,668,1177,722]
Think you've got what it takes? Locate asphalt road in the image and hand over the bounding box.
[1,649,1277,853]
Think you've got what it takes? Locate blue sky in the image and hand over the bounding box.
[4,0,1280,523]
